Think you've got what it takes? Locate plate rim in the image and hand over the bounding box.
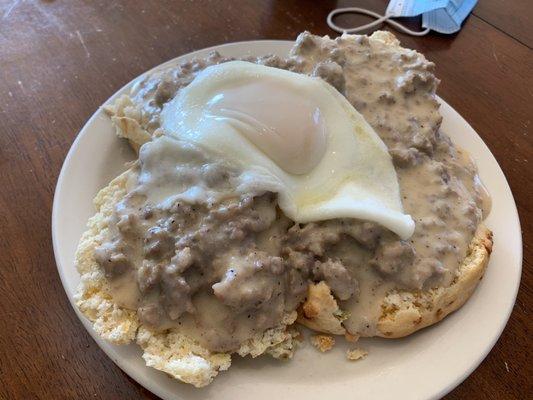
[52,39,523,400]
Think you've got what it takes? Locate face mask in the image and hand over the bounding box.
[327,0,478,36]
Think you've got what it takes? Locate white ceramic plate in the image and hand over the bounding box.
[52,41,522,400]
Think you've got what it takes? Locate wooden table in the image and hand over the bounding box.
[1,1,531,398]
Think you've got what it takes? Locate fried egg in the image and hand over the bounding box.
[160,61,414,239]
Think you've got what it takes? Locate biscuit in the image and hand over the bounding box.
[297,226,492,338]
[74,171,299,387]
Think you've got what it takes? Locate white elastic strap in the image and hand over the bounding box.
[327,7,430,37]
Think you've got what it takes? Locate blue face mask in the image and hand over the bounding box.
[327,0,478,36]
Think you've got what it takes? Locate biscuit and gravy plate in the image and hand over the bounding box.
[52,34,522,400]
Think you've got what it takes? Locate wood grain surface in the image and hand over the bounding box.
[0,1,531,399]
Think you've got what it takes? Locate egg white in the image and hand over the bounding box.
[160,61,414,239]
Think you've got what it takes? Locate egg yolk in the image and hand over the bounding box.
[205,79,327,175]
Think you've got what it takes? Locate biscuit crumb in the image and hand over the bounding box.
[298,282,346,335]
[310,334,335,352]
[346,348,368,361]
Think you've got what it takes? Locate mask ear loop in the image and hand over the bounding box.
[327,7,430,37]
